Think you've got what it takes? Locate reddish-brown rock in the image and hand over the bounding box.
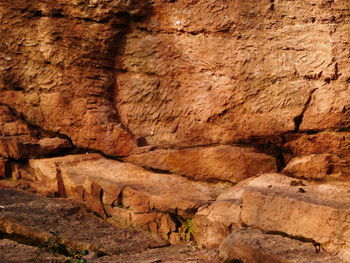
[238,174,350,258]
[283,132,350,181]
[192,176,263,249]
[283,154,350,181]
[115,0,350,147]
[14,154,219,239]
[0,105,72,159]
[193,200,241,249]
[37,137,72,155]
[126,145,277,183]
[284,132,350,157]
[0,0,142,156]
[1,0,350,259]
[283,154,333,180]
[192,172,350,257]
[1,0,350,155]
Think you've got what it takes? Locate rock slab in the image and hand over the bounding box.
[219,229,344,263]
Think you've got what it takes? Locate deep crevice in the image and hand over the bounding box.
[265,230,321,249]
[293,89,317,132]
[0,103,75,145]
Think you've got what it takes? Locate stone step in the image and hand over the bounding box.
[219,229,344,263]
[11,154,220,241]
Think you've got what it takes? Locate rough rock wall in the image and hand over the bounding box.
[1,0,350,157]
[115,0,350,147]
[0,0,148,156]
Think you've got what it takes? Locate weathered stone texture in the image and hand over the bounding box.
[219,229,345,263]
[126,145,277,183]
[0,0,145,156]
[1,0,350,259]
[115,0,350,147]
[2,0,350,155]
[12,154,220,240]
[283,132,350,181]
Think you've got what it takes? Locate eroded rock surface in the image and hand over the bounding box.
[1,0,350,155]
[219,229,344,263]
[126,145,277,183]
[0,0,142,156]
[0,105,72,159]
[11,154,220,240]
[115,0,350,147]
[0,188,219,263]
[192,173,350,259]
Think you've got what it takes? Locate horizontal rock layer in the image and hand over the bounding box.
[126,145,277,183]
[11,154,221,241]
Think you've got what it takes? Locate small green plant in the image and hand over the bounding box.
[179,218,194,241]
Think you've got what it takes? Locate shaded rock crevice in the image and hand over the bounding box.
[293,88,317,132]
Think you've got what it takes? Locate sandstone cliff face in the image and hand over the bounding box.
[0,0,146,156]
[2,0,349,156]
[1,0,350,261]
[115,0,350,147]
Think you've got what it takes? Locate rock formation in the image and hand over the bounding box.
[1,0,350,262]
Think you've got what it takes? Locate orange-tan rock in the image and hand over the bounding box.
[239,174,350,258]
[0,0,140,156]
[193,200,241,249]
[1,0,350,260]
[192,173,350,259]
[283,154,350,181]
[2,0,350,154]
[115,0,350,147]
[284,132,350,157]
[126,145,277,182]
[0,105,72,159]
[12,154,219,240]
